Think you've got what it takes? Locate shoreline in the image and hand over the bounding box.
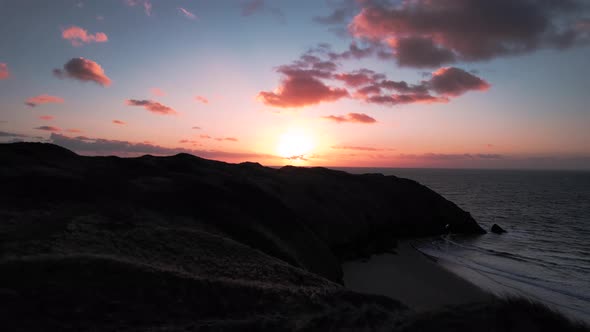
[342,241,493,312]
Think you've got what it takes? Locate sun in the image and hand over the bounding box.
[277,129,315,161]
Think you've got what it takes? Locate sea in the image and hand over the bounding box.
[340,168,590,323]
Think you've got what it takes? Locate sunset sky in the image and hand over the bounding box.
[1,0,589,169]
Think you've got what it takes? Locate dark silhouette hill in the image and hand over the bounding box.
[1,142,586,331]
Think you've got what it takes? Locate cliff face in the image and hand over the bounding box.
[0,142,485,331]
[1,143,484,280]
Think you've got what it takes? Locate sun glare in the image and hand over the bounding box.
[277,130,315,160]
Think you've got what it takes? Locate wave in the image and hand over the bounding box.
[418,236,590,322]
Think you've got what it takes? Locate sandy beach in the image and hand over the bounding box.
[342,241,493,312]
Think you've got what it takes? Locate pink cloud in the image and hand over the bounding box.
[39,115,54,121]
[322,112,377,124]
[258,70,349,108]
[150,88,166,97]
[34,126,61,132]
[54,57,111,87]
[66,129,82,133]
[195,96,209,104]
[113,120,126,125]
[178,7,197,20]
[125,0,152,16]
[126,99,177,115]
[61,26,108,47]
[25,94,65,107]
[214,137,239,142]
[259,48,490,108]
[0,63,9,79]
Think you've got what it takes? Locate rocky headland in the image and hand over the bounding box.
[0,143,586,331]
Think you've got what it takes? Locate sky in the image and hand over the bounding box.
[1,0,589,169]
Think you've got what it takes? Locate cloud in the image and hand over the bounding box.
[53,57,111,87]
[259,46,489,108]
[39,115,54,121]
[124,0,152,16]
[349,0,590,67]
[25,94,65,107]
[178,7,197,20]
[258,76,349,108]
[66,129,82,133]
[192,126,201,130]
[322,112,377,124]
[331,145,394,151]
[150,88,166,97]
[61,26,108,47]
[0,131,28,138]
[365,94,449,106]
[389,37,457,68]
[334,69,383,87]
[241,0,264,16]
[257,57,349,108]
[200,135,211,139]
[398,153,504,161]
[240,0,285,22]
[34,126,61,132]
[126,99,177,115]
[314,1,359,25]
[113,120,126,125]
[0,63,9,79]
[49,133,278,161]
[428,67,490,97]
[195,96,209,104]
[214,137,239,142]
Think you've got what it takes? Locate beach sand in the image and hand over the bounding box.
[342,241,493,312]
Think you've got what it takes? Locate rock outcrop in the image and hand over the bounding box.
[491,223,507,234]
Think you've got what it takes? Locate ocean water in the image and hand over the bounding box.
[341,168,590,323]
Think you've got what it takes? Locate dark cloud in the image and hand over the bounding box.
[365,94,449,106]
[398,153,504,161]
[34,126,61,132]
[350,0,590,67]
[428,67,491,97]
[53,57,111,87]
[392,37,457,68]
[322,112,377,124]
[0,131,28,138]
[126,99,177,115]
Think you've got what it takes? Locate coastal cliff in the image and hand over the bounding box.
[1,143,584,331]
